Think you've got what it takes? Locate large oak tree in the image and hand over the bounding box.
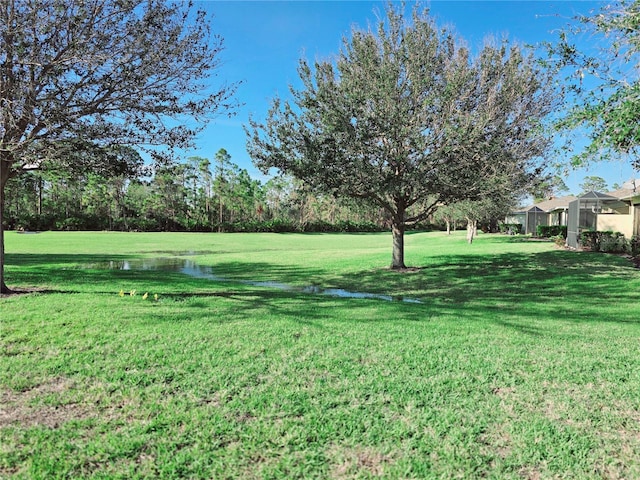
[0,0,238,292]
[247,5,556,269]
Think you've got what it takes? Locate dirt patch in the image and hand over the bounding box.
[478,426,512,460]
[328,445,394,478]
[0,377,94,428]
[0,287,49,299]
[387,266,422,273]
[518,466,543,480]
[492,387,517,398]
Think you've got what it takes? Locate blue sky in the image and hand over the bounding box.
[187,0,637,195]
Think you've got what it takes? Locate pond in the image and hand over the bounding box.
[87,257,421,304]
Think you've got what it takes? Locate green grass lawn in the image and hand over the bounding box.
[1,231,639,479]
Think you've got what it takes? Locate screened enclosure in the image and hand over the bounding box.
[566,191,624,248]
[524,206,546,235]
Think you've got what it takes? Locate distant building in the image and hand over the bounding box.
[565,180,640,248]
[506,195,577,235]
[506,179,640,245]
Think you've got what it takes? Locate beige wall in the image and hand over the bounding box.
[597,213,634,238]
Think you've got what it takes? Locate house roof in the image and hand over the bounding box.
[514,195,577,213]
[606,178,638,199]
[509,179,639,215]
[576,190,630,210]
[533,195,577,212]
[580,191,619,200]
[606,187,636,200]
[621,178,638,191]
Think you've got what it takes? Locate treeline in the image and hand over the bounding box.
[4,149,402,233]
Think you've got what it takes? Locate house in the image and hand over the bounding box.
[601,183,640,238]
[566,179,640,248]
[506,195,577,234]
[532,195,578,229]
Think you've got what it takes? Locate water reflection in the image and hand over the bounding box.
[98,259,221,280]
[88,257,421,304]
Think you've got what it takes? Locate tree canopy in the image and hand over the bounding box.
[579,175,609,194]
[551,0,640,170]
[0,0,239,292]
[530,175,570,202]
[247,4,556,269]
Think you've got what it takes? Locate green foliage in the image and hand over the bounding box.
[530,175,570,203]
[12,214,57,232]
[600,232,628,253]
[579,230,604,251]
[217,219,386,234]
[552,234,567,247]
[536,225,568,238]
[3,158,388,234]
[631,235,640,257]
[579,230,629,253]
[550,1,640,169]
[247,3,556,267]
[579,175,608,194]
[499,223,523,234]
[0,1,238,170]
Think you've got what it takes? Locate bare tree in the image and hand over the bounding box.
[0,0,238,292]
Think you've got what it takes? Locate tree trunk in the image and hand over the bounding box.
[466,218,477,244]
[446,219,451,235]
[1,157,12,293]
[391,217,406,269]
[38,176,43,215]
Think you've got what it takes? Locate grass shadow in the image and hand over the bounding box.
[4,246,639,330]
[329,249,640,326]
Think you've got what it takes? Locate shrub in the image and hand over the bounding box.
[214,219,387,234]
[580,230,629,253]
[407,222,440,232]
[630,235,640,257]
[54,214,107,231]
[580,230,601,251]
[537,225,567,238]
[551,235,566,247]
[302,220,335,232]
[127,217,161,232]
[599,232,626,253]
[499,223,523,234]
[14,213,57,231]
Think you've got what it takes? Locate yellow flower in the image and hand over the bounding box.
[130,289,136,297]
[142,292,148,300]
[154,294,159,301]
[118,289,124,297]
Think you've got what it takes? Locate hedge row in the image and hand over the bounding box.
[217,220,387,233]
[498,223,523,234]
[580,230,640,256]
[11,216,393,234]
[10,212,450,233]
[537,225,568,238]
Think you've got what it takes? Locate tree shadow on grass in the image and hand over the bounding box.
[5,253,329,286]
[329,249,640,326]
[4,249,639,331]
[3,253,433,328]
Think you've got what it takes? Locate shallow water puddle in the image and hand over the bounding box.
[86,257,421,303]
